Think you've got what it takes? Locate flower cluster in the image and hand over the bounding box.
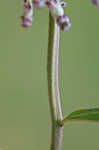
[21,0,71,31]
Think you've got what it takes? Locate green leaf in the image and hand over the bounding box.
[62,108,99,125]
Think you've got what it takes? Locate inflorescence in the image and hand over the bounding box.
[21,0,71,31]
[21,0,99,31]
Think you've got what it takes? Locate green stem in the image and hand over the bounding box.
[47,13,63,150]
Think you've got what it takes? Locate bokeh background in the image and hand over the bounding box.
[0,0,99,150]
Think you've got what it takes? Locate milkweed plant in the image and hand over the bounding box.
[20,0,99,150]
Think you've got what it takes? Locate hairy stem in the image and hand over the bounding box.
[47,13,63,150]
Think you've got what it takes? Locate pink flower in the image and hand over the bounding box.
[21,0,33,27]
[56,15,71,31]
[91,0,99,6]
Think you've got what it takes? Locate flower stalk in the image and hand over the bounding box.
[20,0,99,150]
[47,13,63,150]
[21,0,71,149]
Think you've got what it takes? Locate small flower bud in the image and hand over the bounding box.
[21,0,33,27]
[91,0,99,6]
[56,15,71,31]
[60,1,66,7]
[33,0,45,8]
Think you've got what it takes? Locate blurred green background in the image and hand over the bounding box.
[0,0,99,150]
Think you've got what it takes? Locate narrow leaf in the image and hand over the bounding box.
[63,108,99,125]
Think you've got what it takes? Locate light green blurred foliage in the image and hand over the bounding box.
[0,0,99,150]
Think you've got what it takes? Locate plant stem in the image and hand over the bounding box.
[47,13,63,150]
